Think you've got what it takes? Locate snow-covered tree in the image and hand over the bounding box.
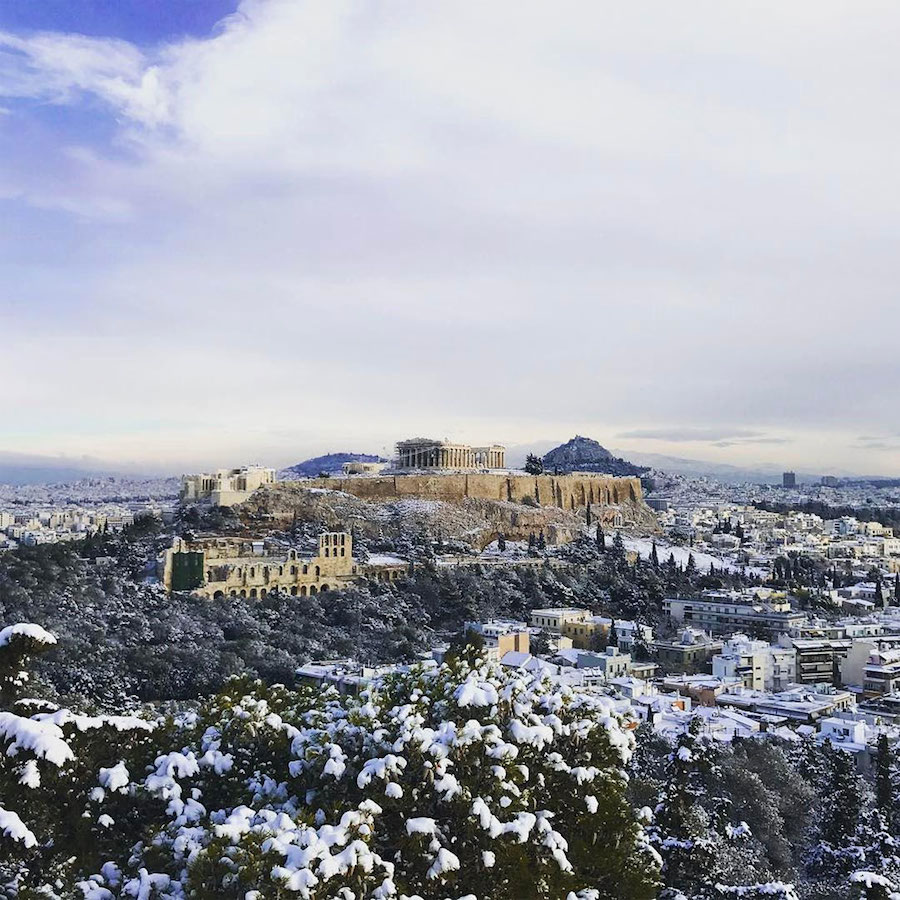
[806,740,869,879]
[714,883,799,900]
[849,870,900,900]
[648,719,767,899]
[1,629,660,899]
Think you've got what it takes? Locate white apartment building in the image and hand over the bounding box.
[614,620,655,652]
[664,591,807,637]
[862,647,900,696]
[712,634,796,691]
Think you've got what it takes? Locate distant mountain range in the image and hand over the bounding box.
[609,450,835,485]
[281,452,386,478]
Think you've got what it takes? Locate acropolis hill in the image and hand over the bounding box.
[244,471,657,551]
[297,471,645,512]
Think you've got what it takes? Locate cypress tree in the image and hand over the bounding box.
[874,733,893,829]
[685,553,697,577]
[819,741,862,850]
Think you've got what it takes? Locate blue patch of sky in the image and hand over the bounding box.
[0,0,240,45]
[4,97,123,156]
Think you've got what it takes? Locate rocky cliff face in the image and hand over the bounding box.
[242,471,657,547]
[293,471,649,513]
[542,436,648,477]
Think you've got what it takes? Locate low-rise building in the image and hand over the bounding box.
[530,607,592,633]
[297,658,435,696]
[614,620,655,653]
[659,674,739,707]
[341,461,387,475]
[464,620,530,659]
[181,465,276,506]
[716,686,854,724]
[571,646,631,679]
[653,628,724,673]
[664,591,807,637]
[562,614,612,649]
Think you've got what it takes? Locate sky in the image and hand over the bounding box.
[2,0,899,476]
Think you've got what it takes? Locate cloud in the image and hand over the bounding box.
[617,427,784,444]
[855,435,900,451]
[711,437,791,448]
[0,29,168,123]
[0,1,900,471]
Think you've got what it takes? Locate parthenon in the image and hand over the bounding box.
[395,438,505,470]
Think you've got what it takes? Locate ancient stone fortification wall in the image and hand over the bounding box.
[299,472,644,512]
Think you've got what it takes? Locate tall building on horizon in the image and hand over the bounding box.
[782,471,797,489]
